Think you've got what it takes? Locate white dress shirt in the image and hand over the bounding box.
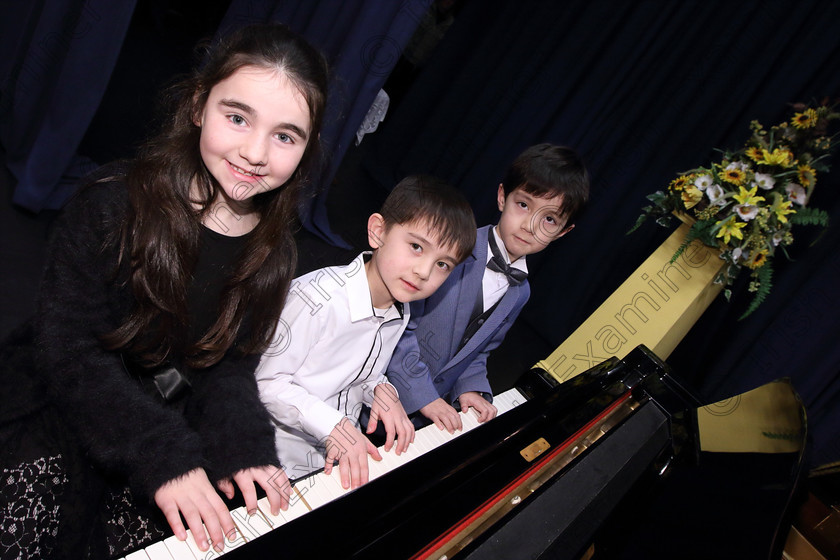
[481,226,529,311]
[256,253,408,479]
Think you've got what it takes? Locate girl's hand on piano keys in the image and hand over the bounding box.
[325,418,382,490]
[153,467,234,553]
[420,398,463,434]
[217,465,291,516]
[367,383,415,455]
[458,392,498,423]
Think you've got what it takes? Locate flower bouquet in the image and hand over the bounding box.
[629,103,838,318]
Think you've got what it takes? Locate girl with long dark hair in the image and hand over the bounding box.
[0,23,328,559]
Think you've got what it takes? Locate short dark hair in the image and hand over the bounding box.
[501,144,590,224]
[379,175,476,263]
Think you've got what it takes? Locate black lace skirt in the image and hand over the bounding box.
[0,325,171,559]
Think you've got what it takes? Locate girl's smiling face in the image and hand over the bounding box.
[196,65,311,208]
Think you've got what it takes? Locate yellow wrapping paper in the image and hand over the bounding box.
[537,223,725,383]
[698,379,805,453]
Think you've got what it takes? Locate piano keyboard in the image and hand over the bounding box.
[118,388,526,559]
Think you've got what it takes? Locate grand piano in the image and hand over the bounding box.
[123,345,803,559]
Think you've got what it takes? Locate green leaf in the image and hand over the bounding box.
[739,264,773,320]
[626,213,650,235]
[790,207,830,227]
[670,220,717,263]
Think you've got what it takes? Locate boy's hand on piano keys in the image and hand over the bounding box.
[217,465,291,516]
[153,467,235,553]
[458,392,498,423]
[325,418,382,490]
[419,398,463,433]
[367,383,415,455]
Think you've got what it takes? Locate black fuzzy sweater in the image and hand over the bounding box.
[14,173,280,500]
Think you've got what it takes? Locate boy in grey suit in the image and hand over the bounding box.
[386,144,590,432]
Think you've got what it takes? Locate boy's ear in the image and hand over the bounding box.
[367,213,386,250]
[496,183,506,212]
[557,223,575,238]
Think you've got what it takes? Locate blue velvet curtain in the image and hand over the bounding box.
[1,0,431,238]
[4,0,839,467]
[0,0,136,211]
[341,0,840,467]
[218,0,434,245]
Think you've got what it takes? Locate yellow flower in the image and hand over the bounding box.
[798,164,816,187]
[732,185,766,206]
[681,186,703,209]
[669,175,690,192]
[720,167,747,185]
[716,216,747,244]
[792,108,818,129]
[761,148,794,167]
[746,249,769,269]
[771,196,795,223]
[745,147,764,162]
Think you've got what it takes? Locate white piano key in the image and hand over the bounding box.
[408,432,434,453]
[316,469,352,499]
[272,490,310,522]
[183,530,222,560]
[294,476,332,510]
[376,448,409,474]
[143,541,175,560]
[366,454,389,479]
[377,445,405,472]
[256,496,289,529]
[231,506,273,540]
[162,535,197,560]
[431,424,460,444]
[394,441,421,461]
[495,388,525,413]
[182,526,247,559]
[136,388,530,557]
[460,411,481,431]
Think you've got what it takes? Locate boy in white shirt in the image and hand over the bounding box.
[256,175,476,490]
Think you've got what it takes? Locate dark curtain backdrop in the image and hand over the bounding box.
[0,0,136,211]
[3,0,839,467]
[219,0,434,245]
[1,0,431,239]
[336,0,840,468]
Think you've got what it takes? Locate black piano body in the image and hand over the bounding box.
[221,345,717,560]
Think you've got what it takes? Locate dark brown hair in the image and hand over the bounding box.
[379,175,476,263]
[104,23,328,368]
[501,143,590,224]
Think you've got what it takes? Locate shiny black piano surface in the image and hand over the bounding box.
[222,345,709,560]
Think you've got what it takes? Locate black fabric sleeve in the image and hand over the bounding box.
[34,181,206,499]
[187,351,282,484]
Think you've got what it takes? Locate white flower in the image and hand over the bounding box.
[731,247,744,262]
[706,184,725,204]
[786,182,808,205]
[735,204,759,221]
[772,231,785,246]
[726,161,748,172]
[753,173,775,190]
[694,174,713,190]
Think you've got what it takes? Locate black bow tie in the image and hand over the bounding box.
[487,231,528,286]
